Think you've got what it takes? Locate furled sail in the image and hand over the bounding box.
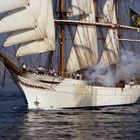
[98,0,120,66]
[0,0,28,14]
[66,0,98,72]
[2,0,55,56]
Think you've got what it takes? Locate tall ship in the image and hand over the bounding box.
[0,0,140,110]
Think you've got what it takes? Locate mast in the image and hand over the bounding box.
[59,0,65,77]
[93,0,97,15]
[111,0,119,74]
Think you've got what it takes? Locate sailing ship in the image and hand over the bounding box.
[0,0,140,110]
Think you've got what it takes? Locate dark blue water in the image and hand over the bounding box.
[0,90,140,140]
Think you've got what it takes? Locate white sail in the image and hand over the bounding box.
[99,0,120,66]
[35,0,55,49]
[66,0,98,72]
[16,39,55,57]
[0,0,41,34]
[0,0,28,14]
[0,9,35,33]
[3,0,55,56]
[4,29,43,47]
[71,0,93,16]
[3,28,43,47]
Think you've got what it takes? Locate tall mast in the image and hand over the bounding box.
[93,0,97,14]
[111,0,119,74]
[59,0,65,77]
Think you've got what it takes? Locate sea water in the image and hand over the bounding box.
[0,90,140,140]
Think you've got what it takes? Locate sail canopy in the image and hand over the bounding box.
[16,39,54,57]
[0,0,124,73]
[4,29,42,47]
[71,0,93,16]
[0,0,41,34]
[98,0,120,66]
[66,0,98,72]
[0,8,36,34]
[0,0,28,14]
[1,0,55,56]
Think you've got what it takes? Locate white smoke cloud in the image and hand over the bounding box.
[86,49,140,86]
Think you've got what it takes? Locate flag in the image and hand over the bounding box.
[130,8,140,28]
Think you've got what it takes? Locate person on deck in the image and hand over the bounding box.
[129,79,135,87]
[21,63,27,74]
[37,66,45,75]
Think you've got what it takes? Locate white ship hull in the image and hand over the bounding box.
[0,0,139,111]
[18,75,140,110]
